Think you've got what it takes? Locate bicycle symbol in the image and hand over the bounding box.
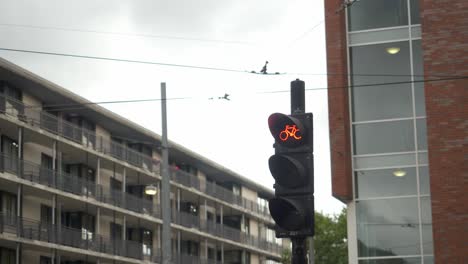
[279,125,302,141]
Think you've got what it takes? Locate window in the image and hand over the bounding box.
[357,198,420,257]
[348,0,408,31]
[355,167,417,199]
[412,40,426,116]
[350,41,412,122]
[353,120,415,155]
[0,247,16,264]
[1,136,19,172]
[0,191,17,215]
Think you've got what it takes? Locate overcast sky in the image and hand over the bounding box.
[0,0,344,215]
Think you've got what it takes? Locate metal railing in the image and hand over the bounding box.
[0,212,157,261]
[0,153,161,219]
[0,94,159,174]
[171,169,271,219]
[174,211,282,255]
[0,95,274,227]
[172,253,221,264]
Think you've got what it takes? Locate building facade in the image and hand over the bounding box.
[325,0,467,263]
[0,58,284,264]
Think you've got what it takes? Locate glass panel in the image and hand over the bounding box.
[423,256,434,264]
[359,257,421,264]
[410,0,421,25]
[418,152,428,165]
[412,40,426,116]
[356,167,417,199]
[416,119,427,150]
[354,153,416,170]
[351,42,412,121]
[349,27,409,46]
[419,166,430,195]
[353,120,415,155]
[357,198,421,257]
[421,197,434,255]
[348,0,408,31]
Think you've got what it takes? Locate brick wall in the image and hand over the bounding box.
[324,0,353,202]
[420,0,468,263]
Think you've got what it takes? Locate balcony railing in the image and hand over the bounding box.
[0,153,161,219]
[172,253,221,264]
[0,94,159,174]
[174,211,282,255]
[0,212,156,261]
[171,169,271,219]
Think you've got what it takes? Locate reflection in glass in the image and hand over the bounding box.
[419,166,430,195]
[416,119,428,150]
[359,257,421,264]
[353,120,415,155]
[423,256,434,264]
[412,40,426,116]
[420,197,434,255]
[356,168,417,199]
[348,0,408,31]
[351,42,412,122]
[357,198,420,257]
[410,0,421,25]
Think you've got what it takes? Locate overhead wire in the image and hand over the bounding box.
[1,47,466,79]
[0,23,255,46]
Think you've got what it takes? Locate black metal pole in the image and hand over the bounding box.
[292,237,308,264]
[291,79,305,114]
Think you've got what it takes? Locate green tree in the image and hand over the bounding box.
[281,208,347,264]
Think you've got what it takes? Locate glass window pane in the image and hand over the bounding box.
[410,0,421,24]
[351,42,412,121]
[412,40,426,116]
[353,120,415,155]
[421,197,434,255]
[416,118,427,150]
[348,0,408,31]
[357,198,421,257]
[354,153,416,170]
[359,257,421,264]
[356,167,417,199]
[424,256,434,264]
[419,166,430,195]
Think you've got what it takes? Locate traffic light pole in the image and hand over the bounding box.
[291,79,308,264]
[291,79,305,114]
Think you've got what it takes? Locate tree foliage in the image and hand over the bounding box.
[281,208,348,264]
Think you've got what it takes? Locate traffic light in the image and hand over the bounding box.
[268,112,314,238]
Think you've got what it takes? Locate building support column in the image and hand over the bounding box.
[221,243,224,264]
[15,242,21,264]
[16,184,22,235]
[96,157,101,200]
[52,141,57,187]
[177,231,181,260]
[122,167,126,207]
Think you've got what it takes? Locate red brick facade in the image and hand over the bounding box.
[325,0,468,262]
[324,0,353,202]
[420,0,468,263]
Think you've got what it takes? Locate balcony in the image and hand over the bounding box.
[171,169,271,219]
[173,211,282,256]
[0,212,154,261]
[0,94,159,174]
[0,153,161,218]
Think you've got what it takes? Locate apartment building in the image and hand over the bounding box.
[324,0,467,263]
[0,57,284,264]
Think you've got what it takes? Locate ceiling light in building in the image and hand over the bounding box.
[386,47,401,54]
[144,185,158,196]
[393,169,407,177]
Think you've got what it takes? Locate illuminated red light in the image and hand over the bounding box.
[279,125,302,141]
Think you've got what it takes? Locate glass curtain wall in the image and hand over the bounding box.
[347,0,433,263]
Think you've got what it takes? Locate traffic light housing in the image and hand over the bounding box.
[268,112,314,238]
